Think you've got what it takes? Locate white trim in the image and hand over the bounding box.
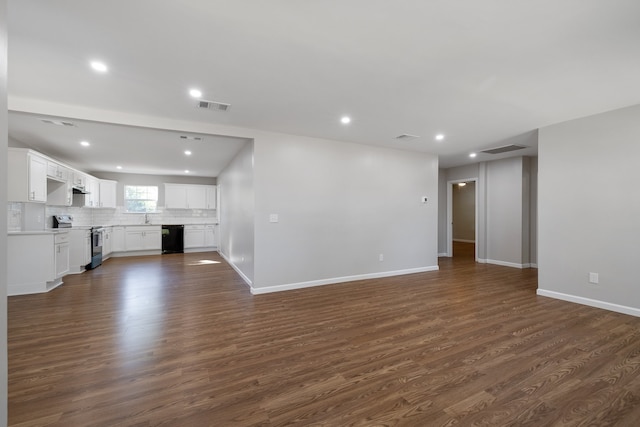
[530,263,538,269]
[477,258,487,264]
[250,265,440,295]
[485,259,531,269]
[218,250,253,287]
[537,289,640,318]
[453,239,475,243]
[438,252,448,257]
[184,246,217,253]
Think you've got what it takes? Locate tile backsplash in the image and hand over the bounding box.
[8,203,218,230]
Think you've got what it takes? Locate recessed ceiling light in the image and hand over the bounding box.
[184,150,192,156]
[469,152,477,158]
[90,61,108,73]
[80,141,90,147]
[116,166,122,170]
[184,170,190,174]
[435,134,445,141]
[458,182,466,187]
[189,89,202,98]
[340,116,351,124]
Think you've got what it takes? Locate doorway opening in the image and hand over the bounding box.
[446,178,478,260]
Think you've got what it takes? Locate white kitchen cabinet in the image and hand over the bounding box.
[204,224,216,247]
[184,225,206,248]
[103,227,113,257]
[98,179,117,208]
[125,226,161,251]
[186,186,207,209]
[47,161,70,182]
[7,231,70,295]
[184,224,216,250]
[83,175,100,207]
[112,226,125,252]
[164,184,188,209]
[164,183,211,209]
[7,148,47,203]
[205,185,216,209]
[69,229,91,274]
[71,171,86,190]
[55,233,70,278]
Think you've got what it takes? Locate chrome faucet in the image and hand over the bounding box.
[144,213,151,224]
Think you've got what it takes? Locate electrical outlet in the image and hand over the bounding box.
[379,254,384,262]
[589,272,599,284]
[269,214,279,223]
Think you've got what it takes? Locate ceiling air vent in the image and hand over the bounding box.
[395,133,420,141]
[180,135,203,141]
[481,144,526,155]
[40,119,76,127]
[197,100,231,112]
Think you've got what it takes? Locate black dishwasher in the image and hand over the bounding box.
[161,225,184,254]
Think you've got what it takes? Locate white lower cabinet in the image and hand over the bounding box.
[184,224,217,250]
[184,225,206,248]
[112,226,125,252]
[103,227,112,257]
[125,226,161,251]
[55,233,70,278]
[8,231,70,296]
[205,225,216,247]
[69,229,91,274]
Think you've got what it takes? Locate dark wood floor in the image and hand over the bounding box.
[8,247,640,426]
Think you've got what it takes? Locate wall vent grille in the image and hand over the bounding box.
[395,133,420,140]
[481,144,527,154]
[197,100,231,112]
[40,119,76,127]
[180,135,204,141]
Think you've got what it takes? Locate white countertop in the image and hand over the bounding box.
[8,229,70,235]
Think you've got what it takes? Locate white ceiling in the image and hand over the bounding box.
[7,0,640,174]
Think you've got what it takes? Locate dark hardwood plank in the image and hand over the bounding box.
[8,247,640,426]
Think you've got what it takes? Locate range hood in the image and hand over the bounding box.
[72,186,90,194]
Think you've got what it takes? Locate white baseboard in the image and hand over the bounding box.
[218,250,253,287]
[537,289,640,318]
[250,265,440,295]
[531,263,538,269]
[438,252,449,257]
[485,259,530,269]
[453,239,475,243]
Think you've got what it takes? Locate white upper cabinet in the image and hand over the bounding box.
[71,171,86,190]
[83,175,100,208]
[47,161,70,182]
[186,185,207,209]
[164,184,188,209]
[98,179,117,208]
[205,185,216,209]
[165,183,216,209]
[7,148,47,203]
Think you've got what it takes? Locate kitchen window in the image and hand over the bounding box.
[124,185,158,213]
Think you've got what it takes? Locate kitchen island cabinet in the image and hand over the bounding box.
[7,231,70,295]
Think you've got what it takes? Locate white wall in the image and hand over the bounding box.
[0,0,9,420]
[538,104,640,316]
[486,157,530,267]
[439,158,535,267]
[252,134,439,291]
[217,141,255,284]
[453,181,475,241]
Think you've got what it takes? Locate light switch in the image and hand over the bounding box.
[269,214,279,223]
